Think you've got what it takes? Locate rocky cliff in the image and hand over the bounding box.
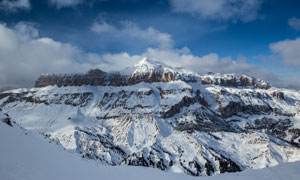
[35,58,270,89]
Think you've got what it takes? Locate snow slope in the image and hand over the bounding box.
[1,122,300,180]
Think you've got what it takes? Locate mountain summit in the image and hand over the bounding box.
[0,59,300,176]
[133,57,165,72]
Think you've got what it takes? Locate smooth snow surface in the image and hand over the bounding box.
[0,122,300,180]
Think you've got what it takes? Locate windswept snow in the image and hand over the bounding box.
[0,122,300,180]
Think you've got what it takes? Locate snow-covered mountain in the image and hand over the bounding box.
[1,58,300,176]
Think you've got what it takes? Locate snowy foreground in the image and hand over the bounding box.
[0,122,300,180]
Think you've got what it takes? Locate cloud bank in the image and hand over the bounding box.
[48,0,109,9]
[0,22,104,89]
[169,0,264,22]
[288,17,300,31]
[270,37,300,67]
[48,0,84,8]
[0,0,30,12]
[91,17,174,49]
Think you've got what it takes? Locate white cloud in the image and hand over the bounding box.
[277,75,300,91]
[14,21,39,39]
[143,48,278,83]
[121,21,174,49]
[0,22,105,89]
[89,52,142,71]
[0,0,30,12]
[91,18,174,49]
[48,0,84,8]
[288,17,300,31]
[48,0,108,8]
[169,0,263,22]
[91,20,116,33]
[270,37,300,66]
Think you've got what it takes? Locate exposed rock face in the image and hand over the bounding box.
[289,129,300,145]
[35,69,109,87]
[35,58,270,89]
[0,92,92,107]
[272,91,284,100]
[201,73,270,89]
[0,109,12,127]
[1,58,300,177]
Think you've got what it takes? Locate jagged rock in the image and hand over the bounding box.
[162,72,176,82]
[201,73,270,89]
[219,102,273,118]
[272,91,284,100]
[2,116,13,127]
[160,96,196,118]
[288,129,300,145]
[0,91,92,107]
[0,109,12,127]
[34,58,271,89]
[249,118,292,139]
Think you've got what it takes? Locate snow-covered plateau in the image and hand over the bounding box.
[1,58,300,177]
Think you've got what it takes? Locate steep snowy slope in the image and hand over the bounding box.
[1,58,300,176]
[0,117,190,180]
[1,113,300,180]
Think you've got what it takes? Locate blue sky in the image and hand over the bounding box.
[0,0,300,89]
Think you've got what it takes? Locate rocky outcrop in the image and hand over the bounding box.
[160,96,196,118]
[35,70,269,89]
[272,91,284,100]
[35,69,109,87]
[0,92,92,107]
[288,129,300,146]
[219,102,273,118]
[201,73,271,89]
[34,59,270,89]
[0,109,12,127]
[249,118,292,138]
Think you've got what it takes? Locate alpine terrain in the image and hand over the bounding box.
[1,58,300,176]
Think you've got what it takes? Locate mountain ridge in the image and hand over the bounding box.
[34,58,271,89]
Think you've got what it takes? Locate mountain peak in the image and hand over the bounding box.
[137,57,149,64]
[134,57,163,68]
[133,57,164,74]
